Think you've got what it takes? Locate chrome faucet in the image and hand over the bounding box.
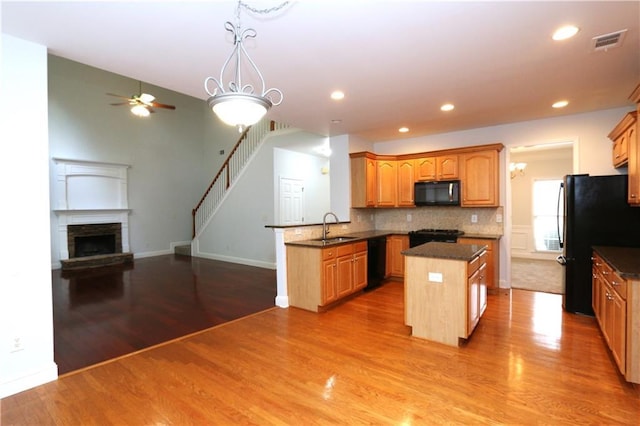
[322,212,339,240]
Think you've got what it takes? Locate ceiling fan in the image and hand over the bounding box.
[107,82,176,117]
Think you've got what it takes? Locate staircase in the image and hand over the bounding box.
[191,119,289,241]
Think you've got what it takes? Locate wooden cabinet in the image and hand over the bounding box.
[460,150,499,207]
[386,234,409,278]
[405,248,487,346]
[608,112,636,168]
[458,237,499,292]
[350,144,502,209]
[591,251,640,383]
[350,154,377,208]
[287,241,367,312]
[415,155,458,181]
[376,160,397,207]
[592,252,627,373]
[467,251,487,336]
[627,85,640,205]
[397,160,415,206]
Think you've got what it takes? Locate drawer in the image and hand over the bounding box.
[609,270,627,300]
[468,254,481,277]
[354,241,368,253]
[336,244,354,257]
[322,248,337,260]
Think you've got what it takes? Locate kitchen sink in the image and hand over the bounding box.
[311,236,357,244]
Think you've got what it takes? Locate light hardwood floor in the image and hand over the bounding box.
[2,282,638,424]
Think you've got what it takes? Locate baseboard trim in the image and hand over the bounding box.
[0,361,58,398]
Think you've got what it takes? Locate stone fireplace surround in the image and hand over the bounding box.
[53,158,133,270]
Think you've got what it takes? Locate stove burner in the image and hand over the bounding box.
[408,228,464,247]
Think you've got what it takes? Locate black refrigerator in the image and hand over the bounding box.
[557,174,640,315]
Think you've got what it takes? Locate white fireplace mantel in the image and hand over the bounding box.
[53,159,131,261]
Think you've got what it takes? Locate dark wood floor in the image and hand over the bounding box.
[3,283,639,424]
[52,254,277,374]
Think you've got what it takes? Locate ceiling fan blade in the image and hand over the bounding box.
[110,102,130,106]
[106,92,133,100]
[150,101,176,110]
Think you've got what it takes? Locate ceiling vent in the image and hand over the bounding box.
[592,29,627,51]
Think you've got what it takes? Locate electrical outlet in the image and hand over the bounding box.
[406,213,412,222]
[496,213,503,223]
[428,272,443,283]
[341,224,347,229]
[11,336,24,353]
[294,228,302,235]
[357,215,362,223]
[471,214,478,223]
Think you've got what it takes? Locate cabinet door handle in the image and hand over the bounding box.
[611,281,619,286]
[631,194,637,199]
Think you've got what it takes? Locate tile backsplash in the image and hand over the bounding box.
[282,206,503,242]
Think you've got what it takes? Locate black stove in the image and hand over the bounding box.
[408,228,464,247]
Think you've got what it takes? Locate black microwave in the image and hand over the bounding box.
[414,180,460,206]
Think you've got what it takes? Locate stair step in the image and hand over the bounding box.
[175,245,191,256]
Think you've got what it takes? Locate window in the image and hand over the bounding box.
[533,179,563,252]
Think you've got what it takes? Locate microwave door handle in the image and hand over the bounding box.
[449,183,453,201]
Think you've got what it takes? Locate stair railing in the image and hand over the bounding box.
[192,119,287,237]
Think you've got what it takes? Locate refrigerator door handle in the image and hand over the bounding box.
[557,182,564,249]
[556,255,566,266]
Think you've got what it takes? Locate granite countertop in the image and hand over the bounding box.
[458,233,503,240]
[402,241,487,262]
[285,230,406,248]
[593,246,640,279]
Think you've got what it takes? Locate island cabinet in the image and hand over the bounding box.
[458,237,499,293]
[386,234,409,278]
[287,241,367,312]
[591,247,640,384]
[404,242,487,346]
[414,155,458,181]
[460,149,499,207]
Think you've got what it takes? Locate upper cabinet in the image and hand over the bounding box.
[460,149,499,207]
[350,143,503,209]
[627,83,640,205]
[350,153,377,208]
[608,112,636,168]
[415,155,458,181]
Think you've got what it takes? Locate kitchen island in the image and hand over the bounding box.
[403,242,487,346]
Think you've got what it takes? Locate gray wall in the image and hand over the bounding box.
[47,55,234,265]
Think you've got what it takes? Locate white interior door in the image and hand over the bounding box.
[280,177,305,225]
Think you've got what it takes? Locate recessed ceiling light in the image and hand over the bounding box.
[552,100,569,108]
[331,119,342,124]
[399,127,409,133]
[553,25,579,41]
[330,90,345,100]
[440,103,455,112]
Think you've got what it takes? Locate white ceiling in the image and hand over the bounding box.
[2,1,639,142]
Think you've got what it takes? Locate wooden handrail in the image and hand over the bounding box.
[192,126,251,237]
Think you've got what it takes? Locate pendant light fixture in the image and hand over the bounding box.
[204,1,287,132]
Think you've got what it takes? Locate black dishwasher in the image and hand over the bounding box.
[365,237,387,290]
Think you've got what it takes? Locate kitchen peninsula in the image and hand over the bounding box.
[404,241,488,346]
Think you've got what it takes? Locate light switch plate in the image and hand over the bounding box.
[471,214,478,223]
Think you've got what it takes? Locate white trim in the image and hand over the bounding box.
[0,362,58,399]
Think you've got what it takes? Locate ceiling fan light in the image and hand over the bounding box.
[131,104,150,117]
[208,93,272,127]
[139,93,155,104]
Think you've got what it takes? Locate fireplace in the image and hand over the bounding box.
[53,158,133,270]
[61,222,133,270]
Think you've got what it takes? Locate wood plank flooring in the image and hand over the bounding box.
[3,280,638,424]
[52,254,277,374]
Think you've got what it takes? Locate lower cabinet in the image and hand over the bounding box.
[467,250,488,337]
[288,241,367,312]
[386,234,409,278]
[591,250,640,384]
[458,237,499,292]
